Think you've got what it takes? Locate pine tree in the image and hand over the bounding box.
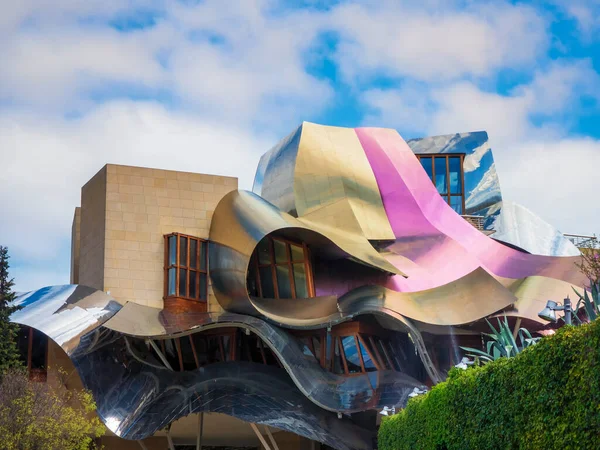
[0,246,22,373]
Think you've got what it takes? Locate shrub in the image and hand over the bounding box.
[378,320,600,450]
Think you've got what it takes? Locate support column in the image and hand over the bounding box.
[264,426,279,450]
[250,423,272,450]
[196,412,204,450]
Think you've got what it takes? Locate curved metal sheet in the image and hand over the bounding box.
[485,200,581,257]
[253,122,394,240]
[208,189,403,313]
[102,300,425,414]
[10,286,425,444]
[10,284,122,354]
[75,332,375,450]
[355,127,586,288]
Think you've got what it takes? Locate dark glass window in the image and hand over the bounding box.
[165,233,208,301]
[248,236,313,299]
[17,326,48,382]
[417,154,465,214]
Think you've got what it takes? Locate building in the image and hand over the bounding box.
[11,123,587,450]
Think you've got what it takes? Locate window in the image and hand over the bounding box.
[16,325,48,382]
[164,233,208,302]
[247,236,314,299]
[148,328,281,372]
[417,154,465,214]
[292,322,403,376]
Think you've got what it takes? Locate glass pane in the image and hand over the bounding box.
[31,329,47,369]
[386,341,402,371]
[199,273,207,300]
[341,336,362,374]
[434,157,447,194]
[189,271,197,299]
[247,261,259,296]
[448,156,462,194]
[207,337,222,364]
[257,238,271,264]
[200,241,207,271]
[290,244,304,262]
[168,268,176,296]
[190,239,197,269]
[273,239,288,264]
[325,334,332,367]
[440,195,448,205]
[222,335,231,361]
[450,196,463,214]
[259,267,275,298]
[179,335,197,371]
[179,236,187,266]
[276,265,292,298]
[179,269,187,297]
[312,336,322,364]
[333,338,344,374]
[293,263,308,298]
[420,157,433,182]
[300,337,314,358]
[375,338,392,370]
[358,337,377,372]
[168,236,177,266]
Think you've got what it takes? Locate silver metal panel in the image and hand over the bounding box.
[485,200,581,257]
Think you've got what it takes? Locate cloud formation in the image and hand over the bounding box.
[1,0,599,291]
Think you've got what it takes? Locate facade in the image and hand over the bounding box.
[11,122,587,450]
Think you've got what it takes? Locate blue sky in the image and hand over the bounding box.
[1,0,599,292]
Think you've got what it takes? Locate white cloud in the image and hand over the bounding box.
[362,60,600,236]
[329,1,548,83]
[0,101,273,269]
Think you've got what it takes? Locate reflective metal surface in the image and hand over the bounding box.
[406,131,501,216]
[11,286,430,449]
[253,122,395,240]
[485,200,581,257]
[208,189,403,313]
[11,284,122,354]
[356,127,585,288]
[406,131,580,257]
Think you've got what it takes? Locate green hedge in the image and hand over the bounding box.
[379,320,600,450]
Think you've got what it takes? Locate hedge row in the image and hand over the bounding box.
[378,320,600,450]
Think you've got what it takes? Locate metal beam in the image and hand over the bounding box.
[147,339,174,371]
[166,427,175,450]
[264,426,279,450]
[250,423,271,450]
[196,412,204,450]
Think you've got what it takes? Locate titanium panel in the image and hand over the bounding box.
[355,127,586,288]
[485,200,581,257]
[208,189,403,313]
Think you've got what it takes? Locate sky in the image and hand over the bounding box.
[1,0,600,292]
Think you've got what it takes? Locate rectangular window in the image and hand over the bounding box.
[417,154,465,214]
[249,237,314,300]
[164,233,208,302]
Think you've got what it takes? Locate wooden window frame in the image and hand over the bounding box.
[417,154,466,214]
[164,232,208,302]
[251,236,315,300]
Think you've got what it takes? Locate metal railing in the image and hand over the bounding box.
[462,215,485,232]
[563,233,598,249]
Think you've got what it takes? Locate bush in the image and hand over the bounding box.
[378,320,600,450]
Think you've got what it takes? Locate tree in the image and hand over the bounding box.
[0,368,105,449]
[0,246,22,372]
